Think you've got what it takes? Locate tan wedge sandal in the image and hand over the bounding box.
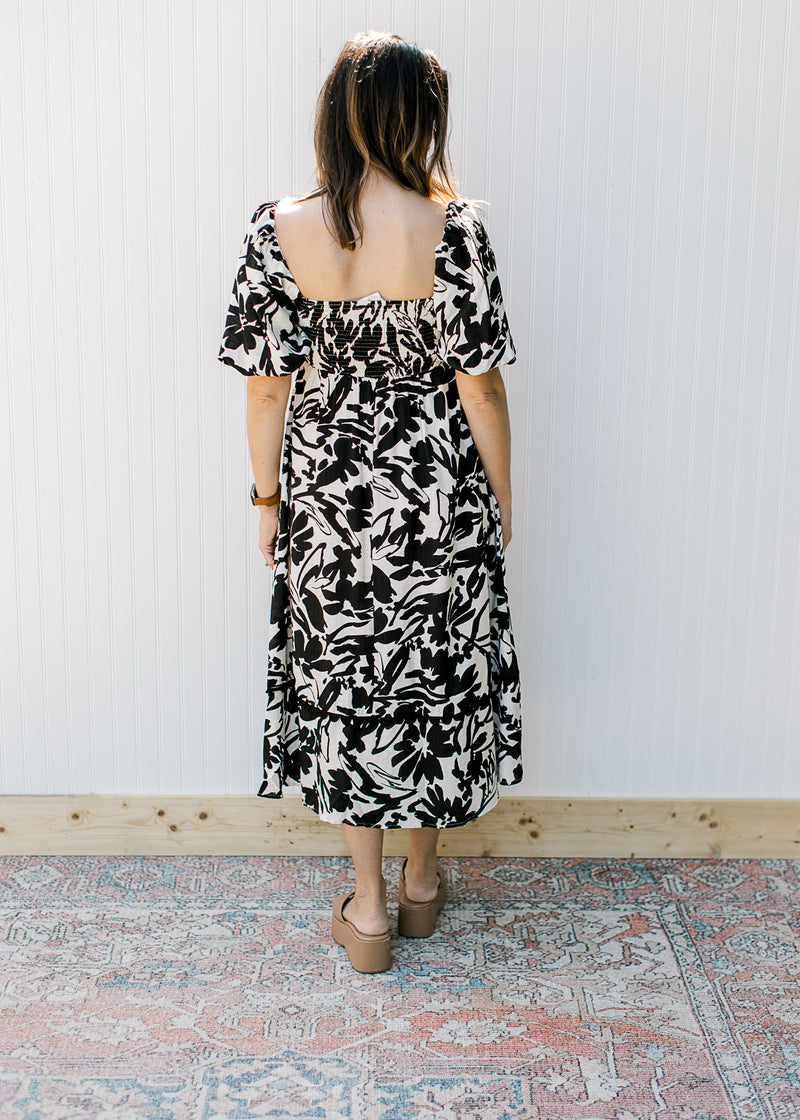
[331,892,392,973]
[397,856,447,938]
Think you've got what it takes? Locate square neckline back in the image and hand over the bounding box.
[267,197,462,308]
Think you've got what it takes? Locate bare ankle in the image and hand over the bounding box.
[406,854,439,879]
[353,875,387,903]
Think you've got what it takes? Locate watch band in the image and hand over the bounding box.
[250,481,281,507]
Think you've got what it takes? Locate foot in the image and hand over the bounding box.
[341,880,389,935]
[403,857,441,903]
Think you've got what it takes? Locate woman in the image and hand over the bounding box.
[218,31,523,973]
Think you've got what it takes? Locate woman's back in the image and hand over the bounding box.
[273,178,449,302]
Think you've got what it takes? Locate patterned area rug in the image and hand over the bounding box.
[0,855,798,1119]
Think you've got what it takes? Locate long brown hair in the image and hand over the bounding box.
[306,31,459,250]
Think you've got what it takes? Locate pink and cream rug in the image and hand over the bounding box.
[0,855,798,1118]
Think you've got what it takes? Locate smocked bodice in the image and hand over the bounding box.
[218,197,516,382]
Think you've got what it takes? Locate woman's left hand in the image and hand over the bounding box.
[259,506,280,569]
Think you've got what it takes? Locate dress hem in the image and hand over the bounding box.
[255,777,524,829]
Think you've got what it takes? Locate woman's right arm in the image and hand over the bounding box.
[455,367,513,550]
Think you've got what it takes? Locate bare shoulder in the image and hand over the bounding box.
[410,194,449,234]
[275,193,326,233]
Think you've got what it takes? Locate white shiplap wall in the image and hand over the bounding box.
[2,0,799,799]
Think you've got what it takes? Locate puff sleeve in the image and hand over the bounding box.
[217,204,310,377]
[433,202,517,375]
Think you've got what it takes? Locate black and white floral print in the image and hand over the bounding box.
[218,198,523,828]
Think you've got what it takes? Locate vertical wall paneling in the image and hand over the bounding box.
[2,0,799,800]
[1,0,34,794]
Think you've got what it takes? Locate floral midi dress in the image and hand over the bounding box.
[218,197,523,829]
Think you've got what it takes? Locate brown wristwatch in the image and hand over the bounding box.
[250,481,281,507]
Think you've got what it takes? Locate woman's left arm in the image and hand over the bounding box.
[246,375,293,568]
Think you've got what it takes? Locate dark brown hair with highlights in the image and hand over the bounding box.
[306,31,459,250]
